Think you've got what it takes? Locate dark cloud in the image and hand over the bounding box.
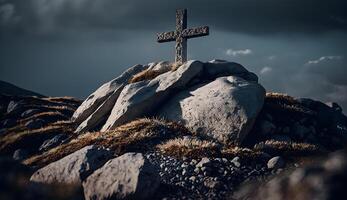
[1,0,347,36]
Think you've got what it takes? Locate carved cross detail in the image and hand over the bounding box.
[157,9,209,64]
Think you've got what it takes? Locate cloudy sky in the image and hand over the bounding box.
[1,0,347,111]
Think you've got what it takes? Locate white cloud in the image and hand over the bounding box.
[225,48,252,56]
[260,66,272,75]
[306,55,342,65]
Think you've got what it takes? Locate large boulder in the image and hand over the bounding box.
[72,64,149,132]
[83,152,160,200]
[73,60,265,141]
[30,145,112,185]
[101,60,204,131]
[159,76,265,144]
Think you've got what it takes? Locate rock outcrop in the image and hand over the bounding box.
[30,145,112,185]
[72,64,149,132]
[74,60,265,144]
[83,152,160,200]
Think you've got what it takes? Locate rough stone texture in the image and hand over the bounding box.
[39,134,68,152]
[267,156,285,169]
[73,64,149,132]
[83,153,160,200]
[203,60,258,82]
[157,9,209,64]
[30,145,112,185]
[158,76,265,144]
[101,60,204,131]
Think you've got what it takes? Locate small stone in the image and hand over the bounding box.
[13,149,28,161]
[189,176,196,182]
[231,157,241,168]
[204,178,221,189]
[267,156,285,170]
[194,167,200,174]
[160,163,165,168]
[196,157,211,168]
[182,169,187,176]
[222,158,228,163]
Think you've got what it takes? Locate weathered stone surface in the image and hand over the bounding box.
[267,156,285,169]
[73,64,149,132]
[158,76,265,144]
[30,145,112,185]
[83,153,160,200]
[101,60,204,131]
[39,134,68,152]
[204,60,258,82]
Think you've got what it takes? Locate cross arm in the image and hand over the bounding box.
[182,26,209,39]
[157,31,176,43]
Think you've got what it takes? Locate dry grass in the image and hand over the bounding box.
[129,62,181,83]
[0,124,74,154]
[221,146,264,160]
[24,118,192,167]
[254,140,320,156]
[129,69,164,83]
[157,137,220,158]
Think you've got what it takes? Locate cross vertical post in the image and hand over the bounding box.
[175,9,187,64]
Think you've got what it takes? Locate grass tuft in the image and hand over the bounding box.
[157,137,220,158]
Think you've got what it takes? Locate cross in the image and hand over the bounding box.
[157,9,209,64]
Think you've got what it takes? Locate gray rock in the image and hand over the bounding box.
[39,134,68,152]
[196,157,211,168]
[101,60,204,131]
[7,101,19,113]
[25,119,45,129]
[30,145,112,184]
[21,109,41,118]
[83,152,160,200]
[73,64,149,132]
[159,76,265,144]
[204,177,221,189]
[13,149,28,161]
[267,156,285,169]
[231,157,241,168]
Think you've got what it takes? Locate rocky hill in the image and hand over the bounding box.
[0,60,346,200]
[0,80,44,97]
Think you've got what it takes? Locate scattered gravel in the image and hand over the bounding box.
[145,151,273,199]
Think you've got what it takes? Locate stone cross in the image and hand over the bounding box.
[157,9,209,64]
